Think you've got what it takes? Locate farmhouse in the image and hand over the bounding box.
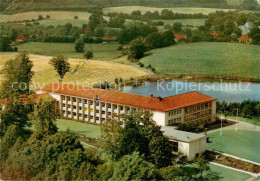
[103,35,118,40]
[210,32,219,37]
[239,34,251,43]
[162,126,206,161]
[37,83,217,127]
[175,34,186,42]
[16,35,26,43]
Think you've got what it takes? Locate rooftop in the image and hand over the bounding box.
[161,126,206,142]
[40,83,216,112]
[0,93,49,105]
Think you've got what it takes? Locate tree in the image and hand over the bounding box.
[49,56,71,82]
[33,95,58,135]
[102,111,174,168]
[38,15,44,20]
[0,100,31,135]
[249,27,260,45]
[108,14,126,28]
[0,36,12,52]
[46,15,50,19]
[84,50,93,59]
[127,38,147,61]
[74,15,78,19]
[161,30,176,47]
[0,52,34,98]
[88,11,105,32]
[111,152,157,180]
[173,22,182,33]
[196,158,210,179]
[74,38,85,52]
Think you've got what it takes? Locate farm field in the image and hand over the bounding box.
[35,19,88,27]
[57,119,101,138]
[140,42,260,79]
[103,6,237,15]
[0,52,149,89]
[152,19,206,26]
[209,163,252,181]
[207,130,260,163]
[16,42,122,60]
[0,11,109,23]
[226,0,244,5]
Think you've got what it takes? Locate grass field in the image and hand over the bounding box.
[57,119,101,138]
[103,6,237,15]
[35,19,88,27]
[226,0,244,5]
[207,130,260,163]
[227,116,260,126]
[0,11,97,23]
[0,52,149,89]
[152,19,206,26]
[140,42,260,79]
[209,163,252,181]
[16,42,122,60]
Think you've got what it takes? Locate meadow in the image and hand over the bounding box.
[0,52,149,89]
[57,119,101,138]
[0,11,109,23]
[152,19,206,26]
[16,42,122,60]
[207,130,260,163]
[140,42,260,79]
[103,6,237,15]
[227,116,260,126]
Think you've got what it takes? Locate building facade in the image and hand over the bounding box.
[38,83,217,127]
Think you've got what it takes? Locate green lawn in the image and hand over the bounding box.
[209,163,252,181]
[57,119,101,138]
[35,19,88,27]
[16,42,122,60]
[227,116,260,126]
[207,130,260,163]
[140,42,260,79]
[152,19,206,26]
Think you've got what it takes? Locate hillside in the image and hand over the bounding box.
[1,0,235,14]
[140,42,260,80]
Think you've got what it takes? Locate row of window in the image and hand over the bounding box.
[184,109,212,122]
[168,109,181,116]
[168,117,182,125]
[185,102,212,114]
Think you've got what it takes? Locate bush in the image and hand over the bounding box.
[74,38,85,52]
[94,37,103,43]
[46,15,50,19]
[13,47,18,52]
[117,45,123,51]
[74,16,79,19]
[84,50,93,59]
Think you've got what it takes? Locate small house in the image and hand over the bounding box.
[16,35,26,43]
[210,32,219,38]
[175,34,186,42]
[239,34,251,43]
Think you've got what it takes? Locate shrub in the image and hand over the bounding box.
[117,45,123,51]
[84,50,93,59]
[74,16,79,19]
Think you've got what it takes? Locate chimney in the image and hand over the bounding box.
[149,93,153,97]
[158,97,162,101]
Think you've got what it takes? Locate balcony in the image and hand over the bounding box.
[73,102,77,106]
[68,101,71,105]
[62,100,66,104]
[108,108,112,112]
[68,108,71,112]
[79,103,82,107]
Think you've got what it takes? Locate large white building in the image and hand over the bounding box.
[37,83,217,127]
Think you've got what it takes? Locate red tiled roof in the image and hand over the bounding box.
[0,93,49,105]
[239,35,250,41]
[103,35,118,39]
[210,32,219,37]
[16,35,26,41]
[175,34,186,39]
[41,83,216,112]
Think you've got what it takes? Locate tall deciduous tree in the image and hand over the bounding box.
[33,95,58,135]
[127,37,147,61]
[0,52,34,98]
[49,56,71,82]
